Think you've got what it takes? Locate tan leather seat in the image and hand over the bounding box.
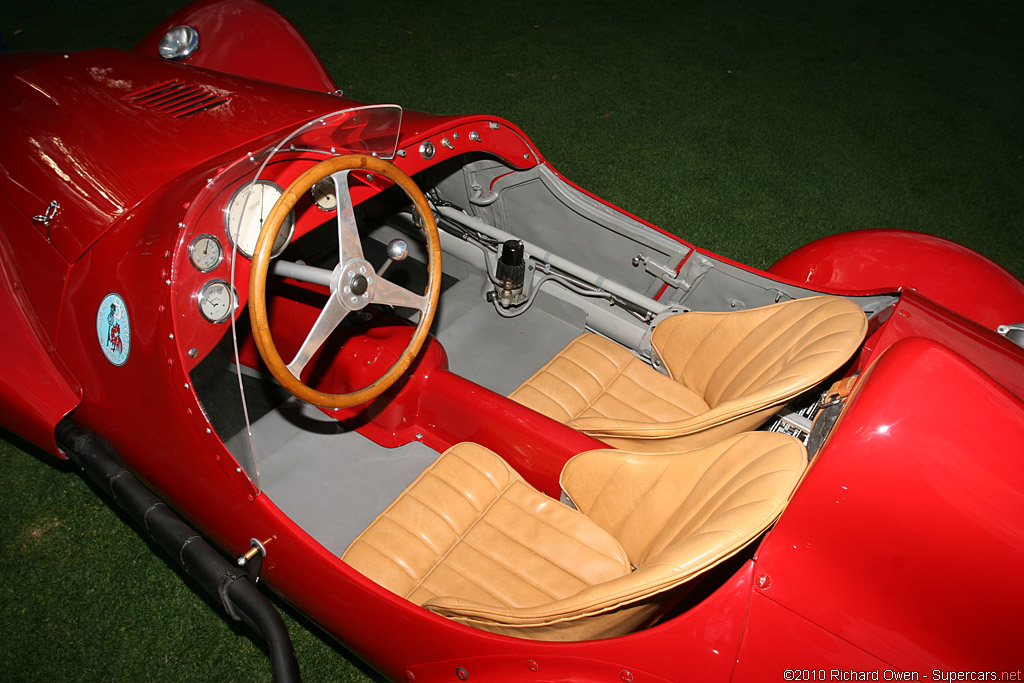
[509,295,867,452]
[342,433,807,640]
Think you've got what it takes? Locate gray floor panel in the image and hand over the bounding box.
[245,400,440,555]
[434,277,586,395]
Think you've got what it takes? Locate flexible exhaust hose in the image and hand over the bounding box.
[54,419,300,682]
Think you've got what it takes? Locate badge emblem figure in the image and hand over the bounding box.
[96,293,131,366]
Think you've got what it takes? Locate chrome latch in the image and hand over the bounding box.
[997,323,1024,349]
[32,200,61,238]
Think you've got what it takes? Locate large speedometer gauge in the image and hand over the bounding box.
[224,180,295,259]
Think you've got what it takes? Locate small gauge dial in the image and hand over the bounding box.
[311,177,339,211]
[196,279,236,324]
[188,234,223,272]
[224,180,295,259]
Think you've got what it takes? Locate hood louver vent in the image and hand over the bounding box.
[123,80,228,118]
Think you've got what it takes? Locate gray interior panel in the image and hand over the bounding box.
[239,400,440,555]
[431,274,587,395]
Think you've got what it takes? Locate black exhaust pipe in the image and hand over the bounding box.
[55,419,299,682]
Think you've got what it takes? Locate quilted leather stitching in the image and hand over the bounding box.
[560,433,806,564]
[343,443,631,611]
[512,296,865,448]
[510,333,708,427]
[346,433,806,639]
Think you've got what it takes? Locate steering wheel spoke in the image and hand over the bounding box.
[332,170,364,264]
[286,294,350,378]
[372,277,428,312]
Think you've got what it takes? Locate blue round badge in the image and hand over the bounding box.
[96,293,131,366]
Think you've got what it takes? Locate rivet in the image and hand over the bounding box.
[756,573,771,589]
[456,668,468,681]
[405,672,415,682]
[526,660,539,672]
[168,333,174,340]
[620,671,634,683]
[188,348,198,358]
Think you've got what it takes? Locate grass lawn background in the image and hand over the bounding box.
[1,0,1021,680]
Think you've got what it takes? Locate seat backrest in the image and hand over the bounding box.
[652,295,868,410]
[560,432,807,568]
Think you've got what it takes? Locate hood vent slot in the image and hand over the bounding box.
[123,80,228,118]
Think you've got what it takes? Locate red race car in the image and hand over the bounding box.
[2,1,1023,680]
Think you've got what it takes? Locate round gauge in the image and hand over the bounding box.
[311,177,338,211]
[224,180,295,259]
[196,279,236,324]
[188,234,223,272]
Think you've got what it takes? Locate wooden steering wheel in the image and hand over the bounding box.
[248,154,442,408]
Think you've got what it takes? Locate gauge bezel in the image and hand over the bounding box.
[187,233,224,273]
[311,176,339,212]
[195,278,236,324]
[223,179,295,259]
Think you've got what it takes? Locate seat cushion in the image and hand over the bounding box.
[508,333,710,428]
[342,442,631,611]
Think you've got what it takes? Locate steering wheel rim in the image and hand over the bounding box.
[248,154,442,408]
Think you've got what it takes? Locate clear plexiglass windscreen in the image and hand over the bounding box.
[223,104,404,491]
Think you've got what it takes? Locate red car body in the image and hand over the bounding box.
[2,1,1023,680]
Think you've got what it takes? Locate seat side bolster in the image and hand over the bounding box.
[421,559,696,628]
[568,383,802,438]
[560,449,677,557]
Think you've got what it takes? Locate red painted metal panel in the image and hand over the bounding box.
[0,48,350,263]
[769,229,1024,329]
[754,336,1024,670]
[0,205,80,454]
[735,593,889,679]
[132,0,338,94]
[861,290,1024,399]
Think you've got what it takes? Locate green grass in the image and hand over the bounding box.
[2,1,1022,680]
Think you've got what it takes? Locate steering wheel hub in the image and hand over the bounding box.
[334,258,375,310]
